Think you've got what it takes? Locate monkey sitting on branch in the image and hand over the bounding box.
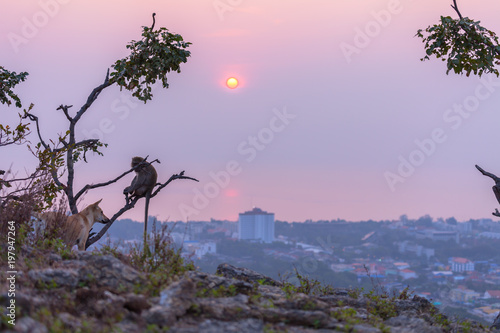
[123,156,158,246]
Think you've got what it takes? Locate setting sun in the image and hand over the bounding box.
[226,77,239,89]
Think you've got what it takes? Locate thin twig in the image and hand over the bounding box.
[56,104,73,123]
[451,0,463,20]
[151,13,156,30]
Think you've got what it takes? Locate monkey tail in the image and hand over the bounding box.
[143,191,151,255]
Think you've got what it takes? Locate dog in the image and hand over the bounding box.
[62,199,110,251]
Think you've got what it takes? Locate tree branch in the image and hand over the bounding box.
[74,69,112,123]
[451,0,463,20]
[52,139,99,154]
[23,111,50,151]
[475,164,500,184]
[85,170,198,249]
[151,171,199,198]
[151,13,156,30]
[74,158,160,202]
[56,104,73,123]
[24,111,66,190]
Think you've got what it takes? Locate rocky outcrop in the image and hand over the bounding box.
[0,249,494,332]
[216,262,283,287]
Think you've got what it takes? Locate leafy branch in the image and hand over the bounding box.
[416,0,500,77]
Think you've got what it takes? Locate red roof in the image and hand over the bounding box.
[452,257,470,264]
[487,290,500,298]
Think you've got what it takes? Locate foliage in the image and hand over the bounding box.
[416,16,500,77]
[281,267,335,297]
[99,221,195,296]
[196,284,238,298]
[0,66,28,108]
[111,25,191,102]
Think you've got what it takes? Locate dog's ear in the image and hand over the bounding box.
[94,199,103,205]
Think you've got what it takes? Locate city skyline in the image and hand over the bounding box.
[3,1,500,222]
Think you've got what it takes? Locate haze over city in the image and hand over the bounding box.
[3,0,500,222]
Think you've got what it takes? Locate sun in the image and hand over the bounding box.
[226,77,239,89]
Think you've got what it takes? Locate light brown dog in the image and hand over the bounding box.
[62,199,110,251]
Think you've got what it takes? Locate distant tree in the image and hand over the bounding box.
[416,214,433,227]
[445,217,458,225]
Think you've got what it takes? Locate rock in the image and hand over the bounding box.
[197,318,264,333]
[13,317,47,333]
[11,248,495,332]
[28,268,79,288]
[75,252,145,293]
[195,294,250,320]
[492,312,500,330]
[259,308,336,329]
[0,292,45,315]
[57,312,81,331]
[216,263,282,286]
[188,271,254,295]
[256,284,287,300]
[352,324,383,333]
[143,277,196,327]
[385,315,443,333]
[113,319,141,333]
[48,253,62,263]
[123,293,151,313]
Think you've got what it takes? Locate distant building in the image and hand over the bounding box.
[450,286,480,303]
[397,241,435,259]
[416,230,459,243]
[484,290,500,299]
[183,241,216,259]
[399,269,417,280]
[238,207,274,243]
[449,257,475,273]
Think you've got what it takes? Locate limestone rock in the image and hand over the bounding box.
[216,262,282,286]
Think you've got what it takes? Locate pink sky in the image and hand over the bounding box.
[2,0,500,222]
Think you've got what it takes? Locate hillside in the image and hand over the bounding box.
[1,244,497,333]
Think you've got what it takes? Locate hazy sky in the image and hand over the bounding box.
[3,0,500,222]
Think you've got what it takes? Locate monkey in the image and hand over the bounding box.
[123,157,158,245]
[123,157,158,201]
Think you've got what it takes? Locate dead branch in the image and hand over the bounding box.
[475,164,500,183]
[85,170,198,249]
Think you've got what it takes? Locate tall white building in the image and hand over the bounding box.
[238,207,274,243]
